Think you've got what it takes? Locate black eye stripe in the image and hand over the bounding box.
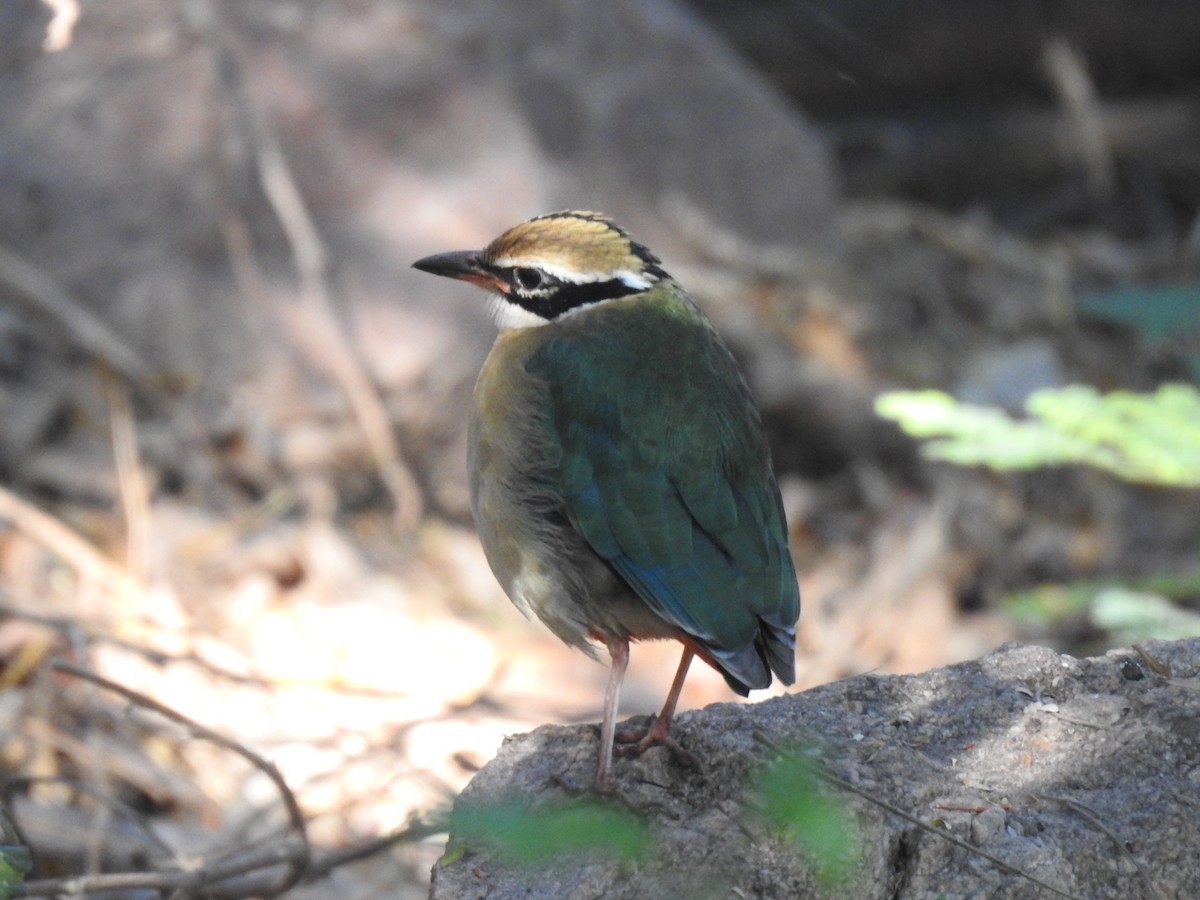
[513,277,644,320]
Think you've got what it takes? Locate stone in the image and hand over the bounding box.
[432,638,1200,899]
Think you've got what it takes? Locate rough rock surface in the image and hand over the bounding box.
[461,0,838,256]
[431,639,1200,899]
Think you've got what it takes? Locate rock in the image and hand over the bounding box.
[463,0,838,258]
[0,0,836,513]
[431,638,1200,899]
[955,338,1065,411]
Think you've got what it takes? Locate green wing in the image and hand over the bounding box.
[527,293,798,692]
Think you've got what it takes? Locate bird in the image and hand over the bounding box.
[412,211,800,787]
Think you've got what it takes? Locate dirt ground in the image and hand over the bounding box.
[0,1,1197,897]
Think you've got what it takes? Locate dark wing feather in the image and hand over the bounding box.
[527,294,799,692]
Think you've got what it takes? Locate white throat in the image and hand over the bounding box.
[488,296,550,330]
[487,293,632,331]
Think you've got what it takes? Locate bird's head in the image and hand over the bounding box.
[412,211,669,329]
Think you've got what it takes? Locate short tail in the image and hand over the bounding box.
[704,618,796,696]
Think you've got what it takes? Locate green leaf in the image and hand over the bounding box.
[1089,587,1200,642]
[875,384,1200,487]
[1002,575,1200,641]
[1079,282,1200,377]
[752,751,854,888]
[437,845,466,867]
[449,797,649,867]
[0,844,30,895]
[1003,584,1093,630]
[1079,283,1200,344]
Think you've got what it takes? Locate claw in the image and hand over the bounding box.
[612,713,701,771]
[594,644,699,786]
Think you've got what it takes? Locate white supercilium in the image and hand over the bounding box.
[489,257,656,291]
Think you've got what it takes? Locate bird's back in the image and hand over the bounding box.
[469,283,799,693]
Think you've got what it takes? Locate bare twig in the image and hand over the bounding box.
[663,194,828,281]
[752,731,1083,900]
[184,0,424,532]
[50,660,308,841]
[15,839,308,898]
[840,202,1076,327]
[302,815,447,883]
[0,603,430,700]
[20,716,196,822]
[48,660,311,897]
[1131,643,1173,677]
[40,0,80,51]
[258,132,425,533]
[0,484,142,600]
[1043,39,1116,202]
[103,374,152,581]
[0,244,153,388]
[3,775,176,861]
[831,96,1200,207]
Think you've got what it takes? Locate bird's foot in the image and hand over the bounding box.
[613,714,701,772]
[612,714,654,747]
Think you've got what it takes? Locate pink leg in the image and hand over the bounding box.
[615,646,694,751]
[595,636,630,788]
[655,645,694,730]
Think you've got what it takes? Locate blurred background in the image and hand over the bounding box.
[1,0,1198,896]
